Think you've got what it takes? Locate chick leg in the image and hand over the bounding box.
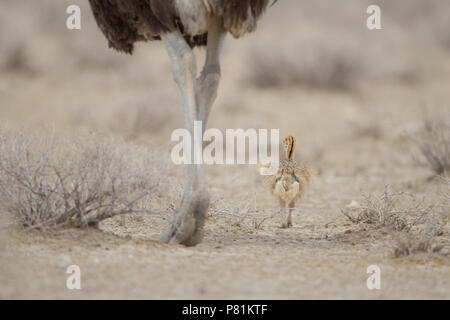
[287,200,295,227]
[280,199,289,228]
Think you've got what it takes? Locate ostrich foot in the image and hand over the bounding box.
[159,187,210,246]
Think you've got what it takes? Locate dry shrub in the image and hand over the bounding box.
[209,191,279,230]
[409,118,450,175]
[209,192,255,225]
[341,186,432,232]
[341,185,449,257]
[393,212,448,257]
[0,131,162,230]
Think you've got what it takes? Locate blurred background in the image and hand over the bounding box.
[1,1,449,146]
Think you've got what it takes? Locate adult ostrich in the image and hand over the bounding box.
[88,0,273,246]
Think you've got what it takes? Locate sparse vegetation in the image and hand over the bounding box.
[341,185,448,257]
[209,192,281,230]
[392,234,448,258]
[392,213,449,257]
[340,186,432,232]
[0,131,162,230]
[409,118,450,176]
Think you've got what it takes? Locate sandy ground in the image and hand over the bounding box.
[0,1,449,299]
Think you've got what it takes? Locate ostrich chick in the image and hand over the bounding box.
[264,136,315,228]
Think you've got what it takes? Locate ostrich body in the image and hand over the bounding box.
[264,136,315,228]
[88,0,272,245]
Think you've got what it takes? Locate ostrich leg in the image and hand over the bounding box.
[159,19,226,246]
[196,18,226,130]
[159,31,206,245]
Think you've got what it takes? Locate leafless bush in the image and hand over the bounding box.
[409,118,450,175]
[0,132,162,230]
[341,186,432,231]
[341,184,449,257]
[209,192,280,230]
[209,192,254,225]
